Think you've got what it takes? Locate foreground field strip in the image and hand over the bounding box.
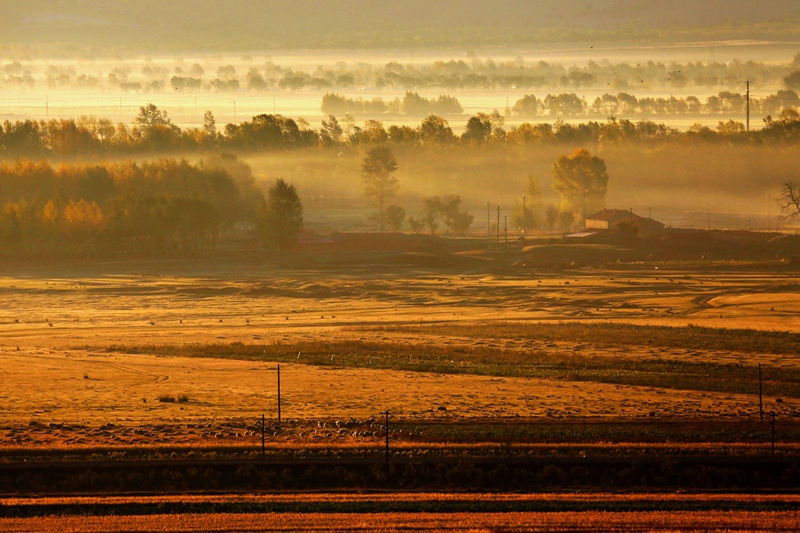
[2,511,800,532]
[4,491,800,516]
[3,455,800,470]
[7,492,800,506]
[3,440,798,459]
[2,455,800,497]
[94,338,800,399]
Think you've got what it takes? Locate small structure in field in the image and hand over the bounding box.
[584,209,665,237]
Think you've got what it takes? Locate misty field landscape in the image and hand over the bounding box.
[3,1,800,532]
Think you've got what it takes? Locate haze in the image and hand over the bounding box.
[2,2,800,532]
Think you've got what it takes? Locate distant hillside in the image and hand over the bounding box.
[1,0,800,54]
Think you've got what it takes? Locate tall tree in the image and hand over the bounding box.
[552,148,609,219]
[260,179,303,251]
[361,146,399,232]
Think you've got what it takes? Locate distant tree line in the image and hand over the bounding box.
[513,90,800,118]
[321,92,463,116]
[6,54,800,93]
[3,101,800,160]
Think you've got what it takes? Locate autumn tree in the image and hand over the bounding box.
[552,148,609,219]
[439,195,474,235]
[260,178,304,252]
[361,146,399,232]
[383,204,406,232]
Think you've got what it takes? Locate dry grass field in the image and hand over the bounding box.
[1,257,799,449]
[4,510,800,532]
[2,493,800,532]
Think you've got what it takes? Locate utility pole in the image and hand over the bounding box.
[261,413,265,458]
[746,81,750,132]
[768,195,772,232]
[759,363,763,421]
[486,201,490,237]
[504,215,508,244]
[385,410,390,479]
[771,412,776,455]
[277,364,281,424]
[496,205,500,246]
[522,194,526,236]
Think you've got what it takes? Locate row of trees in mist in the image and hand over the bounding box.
[5,54,800,93]
[321,89,799,118]
[2,102,800,159]
[322,92,463,116]
[0,157,269,260]
[514,90,800,118]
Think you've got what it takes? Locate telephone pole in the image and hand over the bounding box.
[277,364,281,424]
[746,81,750,132]
[486,201,490,237]
[768,195,772,232]
[496,205,500,246]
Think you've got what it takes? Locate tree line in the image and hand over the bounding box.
[7,54,800,93]
[2,102,800,160]
[321,89,799,118]
[514,90,800,118]
[321,92,463,116]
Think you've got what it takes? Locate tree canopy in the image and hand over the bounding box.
[260,179,304,252]
[361,146,399,232]
[552,148,609,219]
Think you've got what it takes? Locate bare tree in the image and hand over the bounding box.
[779,182,800,221]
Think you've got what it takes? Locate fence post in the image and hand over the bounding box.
[758,364,763,422]
[771,412,776,456]
[277,364,281,424]
[385,410,390,481]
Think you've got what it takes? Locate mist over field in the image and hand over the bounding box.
[7,4,800,529]
[0,0,798,264]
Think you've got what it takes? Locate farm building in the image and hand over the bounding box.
[584,209,665,236]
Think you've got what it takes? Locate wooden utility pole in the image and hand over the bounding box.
[277,364,281,424]
[487,201,490,237]
[522,194,526,236]
[261,414,265,458]
[759,363,763,421]
[746,81,751,131]
[385,411,390,479]
[771,412,776,455]
[496,206,500,246]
